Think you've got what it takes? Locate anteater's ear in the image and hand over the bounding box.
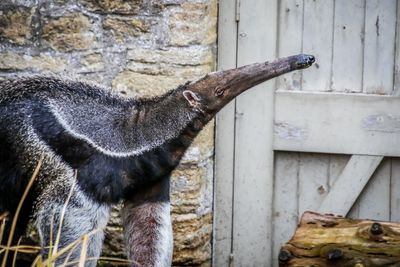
[183,90,201,107]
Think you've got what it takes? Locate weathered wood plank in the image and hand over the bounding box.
[317,155,383,216]
[298,154,329,215]
[233,0,278,265]
[302,0,334,92]
[331,0,365,93]
[394,1,400,96]
[357,159,391,220]
[391,158,400,221]
[272,152,299,267]
[213,0,237,265]
[279,212,400,266]
[274,91,400,157]
[277,0,304,91]
[363,0,397,95]
[347,199,361,219]
[328,154,349,187]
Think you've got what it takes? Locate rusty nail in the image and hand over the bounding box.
[278,249,291,262]
[327,248,343,260]
[370,222,383,235]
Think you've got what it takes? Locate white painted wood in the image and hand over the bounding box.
[331,0,365,93]
[358,159,391,220]
[302,0,334,92]
[274,91,400,157]
[216,2,400,266]
[394,2,400,96]
[391,158,400,221]
[328,154,349,187]
[213,0,237,265]
[347,200,361,219]
[317,155,383,216]
[363,0,397,94]
[276,0,304,91]
[298,154,329,215]
[233,0,278,265]
[272,152,299,267]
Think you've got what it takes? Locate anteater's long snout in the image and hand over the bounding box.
[187,54,315,116]
[211,54,316,95]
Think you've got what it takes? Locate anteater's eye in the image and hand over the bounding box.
[215,87,225,96]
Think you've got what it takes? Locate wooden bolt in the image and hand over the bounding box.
[327,248,343,260]
[370,222,383,235]
[278,249,291,262]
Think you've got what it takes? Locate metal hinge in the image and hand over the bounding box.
[235,0,240,22]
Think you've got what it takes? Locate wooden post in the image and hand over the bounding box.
[279,211,400,266]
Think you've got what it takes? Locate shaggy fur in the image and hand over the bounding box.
[0,77,202,266]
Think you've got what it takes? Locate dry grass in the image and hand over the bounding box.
[0,158,132,267]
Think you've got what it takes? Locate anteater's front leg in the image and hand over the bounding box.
[35,184,110,267]
[122,177,172,267]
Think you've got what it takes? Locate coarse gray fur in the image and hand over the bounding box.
[36,186,110,267]
[0,76,196,266]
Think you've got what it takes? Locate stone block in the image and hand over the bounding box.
[168,0,217,46]
[127,47,213,66]
[171,166,204,214]
[172,213,212,265]
[103,17,151,43]
[126,61,213,79]
[42,13,96,51]
[79,0,163,15]
[112,70,186,97]
[0,52,66,72]
[190,122,214,161]
[0,7,33,44]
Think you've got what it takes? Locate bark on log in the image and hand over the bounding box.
[279,211,400,267]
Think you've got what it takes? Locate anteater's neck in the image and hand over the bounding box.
[125,86,207,150]
[118,87,210,197]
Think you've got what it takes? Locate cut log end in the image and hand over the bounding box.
[279,211,400,266]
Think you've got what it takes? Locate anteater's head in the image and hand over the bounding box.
[182,54,315,118]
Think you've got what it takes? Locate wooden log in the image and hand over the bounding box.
[279,211,400,266]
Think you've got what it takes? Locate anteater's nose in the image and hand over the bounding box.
[296,54,315,69]
[307,55,315,63]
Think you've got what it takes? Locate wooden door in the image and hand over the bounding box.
[214,1,400,266]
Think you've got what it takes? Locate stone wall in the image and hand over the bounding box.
[0,0,217,265]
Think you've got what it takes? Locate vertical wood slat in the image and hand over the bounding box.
[298,154,330,215]
[331,0,365,93]
[302,0,334,92]
[272,152,299,267]
[328,154,349,187]
[233,0,278,265]
[276,0,304,91]
[216,1,399,266]
[213,0,237,265]
[358,159,391,220]
[391,158,400,221]
[394,1,400,96]
[363,0,397,94]
[348,200,360,219]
